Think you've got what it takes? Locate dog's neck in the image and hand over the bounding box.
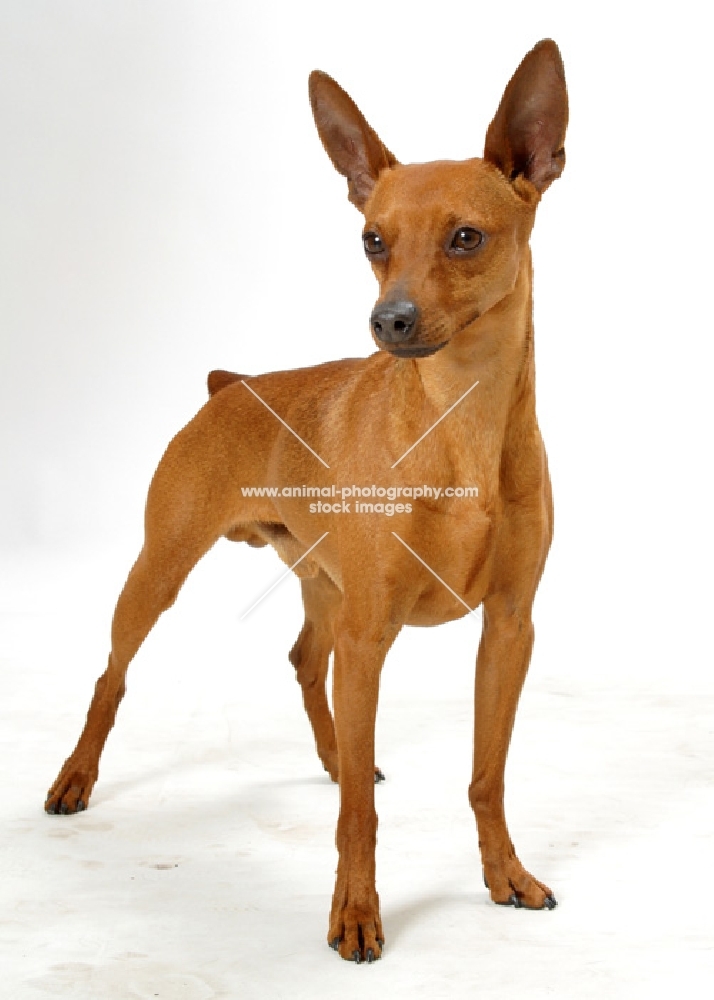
[412,250,535,426]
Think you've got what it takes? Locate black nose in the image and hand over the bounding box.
[370,300,419,344]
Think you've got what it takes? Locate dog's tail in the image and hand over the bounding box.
[207,369,248,397]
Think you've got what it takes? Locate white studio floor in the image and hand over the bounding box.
[1,545,712,999]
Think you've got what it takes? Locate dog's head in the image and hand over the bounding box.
[309,40,568,358]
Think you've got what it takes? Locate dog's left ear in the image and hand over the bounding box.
[309,70,398,210]
[484,39,568,193]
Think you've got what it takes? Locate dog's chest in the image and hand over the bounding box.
[387,413,503,624]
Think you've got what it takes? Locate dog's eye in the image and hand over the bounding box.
[363,231,386,257]
[450,227,485,253]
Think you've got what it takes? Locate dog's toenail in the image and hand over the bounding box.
[483,872,489,889]
[330,937,340,951]
[59,803,70,815]
[510,893,522,907]
[374,769,385,783]
[543,894,557,909]
[76,800,86,812]
[352,950,362,964]
[366,948,375,963]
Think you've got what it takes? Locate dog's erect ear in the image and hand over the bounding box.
[309,71,398,210]
[484,39,568,193]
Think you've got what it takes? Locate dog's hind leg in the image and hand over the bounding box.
[45,415,242,815]
[289,571,342,781]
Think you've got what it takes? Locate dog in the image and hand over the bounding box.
[46,39,568,962]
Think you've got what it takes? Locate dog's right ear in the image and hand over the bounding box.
[309,71,398,211]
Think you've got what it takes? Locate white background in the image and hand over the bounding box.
[1,2,712,997]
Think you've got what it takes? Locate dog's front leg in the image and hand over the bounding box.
[468,594,556,910]
[327,611,399,962]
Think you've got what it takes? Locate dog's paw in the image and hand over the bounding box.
[328,893,384,962]
[483,857,556,910]
[45,759,97,815]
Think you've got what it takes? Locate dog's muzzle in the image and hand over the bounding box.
[370,300,447,358]
[370,300,419,344]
